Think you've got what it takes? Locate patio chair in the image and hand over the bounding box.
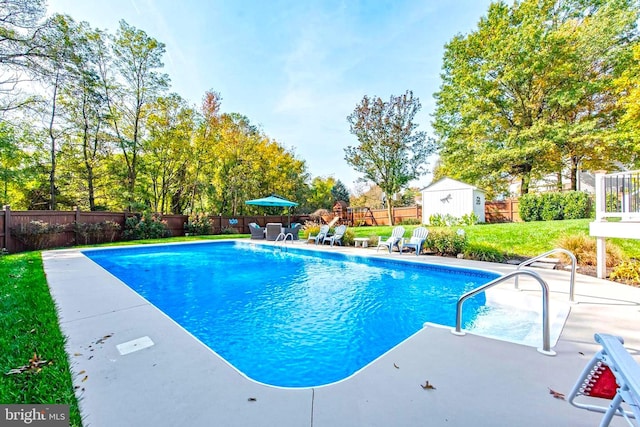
[248,222,265,240]
[401,226,428,256]
[266,223,283,241]
[376,226,405,253]
[568,333,640,426]
[283,223,302,240]
[307,225,329,245]
[322,225,347,247]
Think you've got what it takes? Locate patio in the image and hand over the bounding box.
[42,241,640,426]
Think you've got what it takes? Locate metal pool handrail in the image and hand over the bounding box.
[452,270,556,356]
[514,248,576,302]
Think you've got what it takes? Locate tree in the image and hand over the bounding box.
[615,42,640,167]
[0,0,48,112]
[307,176,335,210]
[331,179,350,204]
[433,0,639,195]
[106,20,168,210]
[345,90,431,225]
[143,93,194,213]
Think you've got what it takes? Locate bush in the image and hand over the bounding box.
[10,220,65,250]
[563,191,592,219]
[463,243,506,263]
[460,212,479,226]
[342,228,355,246]
[540,192,564,221]
[73,221,121,245]
[610,260,640,285]
[399,218,421,225]
[424,228,467,256]
[519,193,543,221]
[519,191,592,222]
[122,213,171,240]
[429,213,458,227]
[303,221,322,239]
[184,214,213,235]
[555,234,625,267]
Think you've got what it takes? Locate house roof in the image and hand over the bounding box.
[421,177,484,193]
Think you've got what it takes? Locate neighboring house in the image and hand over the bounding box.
[509,171,596,196]
[421,178,486,224]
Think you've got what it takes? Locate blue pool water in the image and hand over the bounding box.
[84,242,499,387]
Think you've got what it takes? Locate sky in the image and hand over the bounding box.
[45,0,494,191]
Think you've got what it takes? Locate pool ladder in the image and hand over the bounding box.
[274,232,294,249]
[452,269,556,356]
[514,248,576,302]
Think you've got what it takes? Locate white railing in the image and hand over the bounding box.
[595,171,640,221]
[452,270,555,356]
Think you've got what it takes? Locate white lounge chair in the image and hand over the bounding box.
[376,226,405,253]
[401,226,428,256]
[322,225,347,247]
[307,225,329,245]
[568,333,640,426]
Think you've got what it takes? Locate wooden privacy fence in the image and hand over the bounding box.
[0,205,311,254]
[0,201,521,254]
[346,202,521,226]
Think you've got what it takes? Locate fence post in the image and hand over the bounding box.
[2,205,9,251]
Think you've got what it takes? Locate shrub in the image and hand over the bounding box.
[184,214,213,235]
[424,228,467,256]
[342,228,355,246]
[555,234,625,267]
[73,221,121,245]
[463,243,505,263]
[11,220,65,250]
[303,221,322,239]
[610,260,640,285]
[519,191,593,222]
[563,191,592,219]
[429,213,459,227]
[460,212,479,226]
[220,226,238,235]
[540,192,564,221]
[122,213,171,240]
[519,193,542,221]
[399,217,421,225]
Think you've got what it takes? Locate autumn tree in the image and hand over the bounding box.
[345,90,431,225]
[433,0,639,195]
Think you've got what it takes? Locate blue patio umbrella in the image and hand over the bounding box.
[245,195,298,226]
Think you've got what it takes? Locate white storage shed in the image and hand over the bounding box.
[421,178,485,224]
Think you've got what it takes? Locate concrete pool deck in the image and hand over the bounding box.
[42,240,640,427]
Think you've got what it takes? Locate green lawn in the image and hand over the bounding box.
[0,252,82,426]
[351,219,640,259]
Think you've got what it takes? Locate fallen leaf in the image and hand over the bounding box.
[78,370,86,375]
[73,353,82,357]
[81,375,88,382]
[421,381,436,390]
[549,388,565,400]
[247,397,257,402]
[95,334,113,345]
[578,351,585,356]
[393,363,399,369]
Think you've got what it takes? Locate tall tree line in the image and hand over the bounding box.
[433,0,640,197]
[0,0,314,214]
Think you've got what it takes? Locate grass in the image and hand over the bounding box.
[0,252,82,426]
[350,219,640,260]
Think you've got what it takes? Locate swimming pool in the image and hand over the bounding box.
[84,241,500,387]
